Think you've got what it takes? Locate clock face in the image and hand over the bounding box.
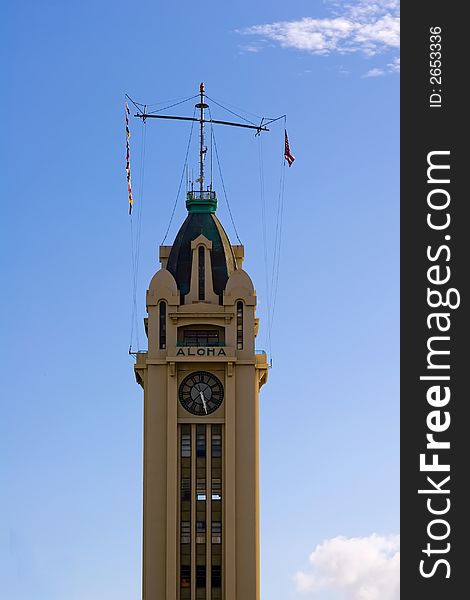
[179,371,224,416]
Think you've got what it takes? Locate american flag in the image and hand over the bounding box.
[284,129,295,167]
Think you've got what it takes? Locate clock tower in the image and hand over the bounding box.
[134,188,269,600]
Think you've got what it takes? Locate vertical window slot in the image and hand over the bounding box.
[198,246,205,301]
[236,301,243,350]
[180,425,191,598]
[159,301,166,349]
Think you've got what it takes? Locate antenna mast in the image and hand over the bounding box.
[195,82,209,192]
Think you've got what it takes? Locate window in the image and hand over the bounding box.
[197,520,206,533]
[196,478,206,501]
[180,424,192,597]
[211,545,222,599]
[196,431,206,457]
[211,521,221,534]
[211,426,222,593]
[181,521,191,544]
[159,301,166,349]
[211,521,222,544]
[196,520,206,543]
[211,426,222,500]
[181,564,191,588]
[178,325,225,347]
[181,587,191,600]
[211,564,222,588]
[211,428,222,458]
[183,329,220,347]
[211,478,221,501]
[198,246,205,301]
[181,430,191,458]
[181,478,191,501]
[236,301,243,350]
[196,565,206,588]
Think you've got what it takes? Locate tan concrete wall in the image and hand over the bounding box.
[235,364,259,600]
[143,364,168,600]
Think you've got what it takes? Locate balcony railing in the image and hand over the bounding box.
[177,341,226,347]
[187,190,216,201]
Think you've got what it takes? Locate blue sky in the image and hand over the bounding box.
[1,1,399,599]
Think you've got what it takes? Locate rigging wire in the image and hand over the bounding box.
[205,94,275,122]
[205,94,258,127]
[134,111,148,351]
[130,211,141,352]
[261,114,287,127]
[268,120,287,343]
[210,119,214,189]
[161,107,197,244]
[258,134,273,359]
[206,94,286,128]
[144,94,198,108]
[269,121,285,300]
[129,217,136,352]
[125,94,145,115]
[147,95,199,115]
[129,113,147,352]
[209,107,242,245]
[126,93,198,110]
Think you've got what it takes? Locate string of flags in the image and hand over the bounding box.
[284,129,295,167]
[125,102,134,214]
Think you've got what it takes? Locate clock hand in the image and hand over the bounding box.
[199,390,208,414]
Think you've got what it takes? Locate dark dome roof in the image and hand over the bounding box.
[167,211,236,297]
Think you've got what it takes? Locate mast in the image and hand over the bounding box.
[195,82,209,192]
[132,83,277,201]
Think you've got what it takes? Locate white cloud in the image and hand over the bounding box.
[363,67,385,77]
[238,0,400,73]
[387,56,400,72]
[294,533,400,600]
[338,0,399,21]
[238,43,263,53]
[363,55,400,77]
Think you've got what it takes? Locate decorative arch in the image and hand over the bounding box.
[147,268,178,306]
[224,268,256,306]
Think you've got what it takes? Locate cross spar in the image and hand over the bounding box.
[133,82,271,193]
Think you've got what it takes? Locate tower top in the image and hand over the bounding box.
[131,83,275,213]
